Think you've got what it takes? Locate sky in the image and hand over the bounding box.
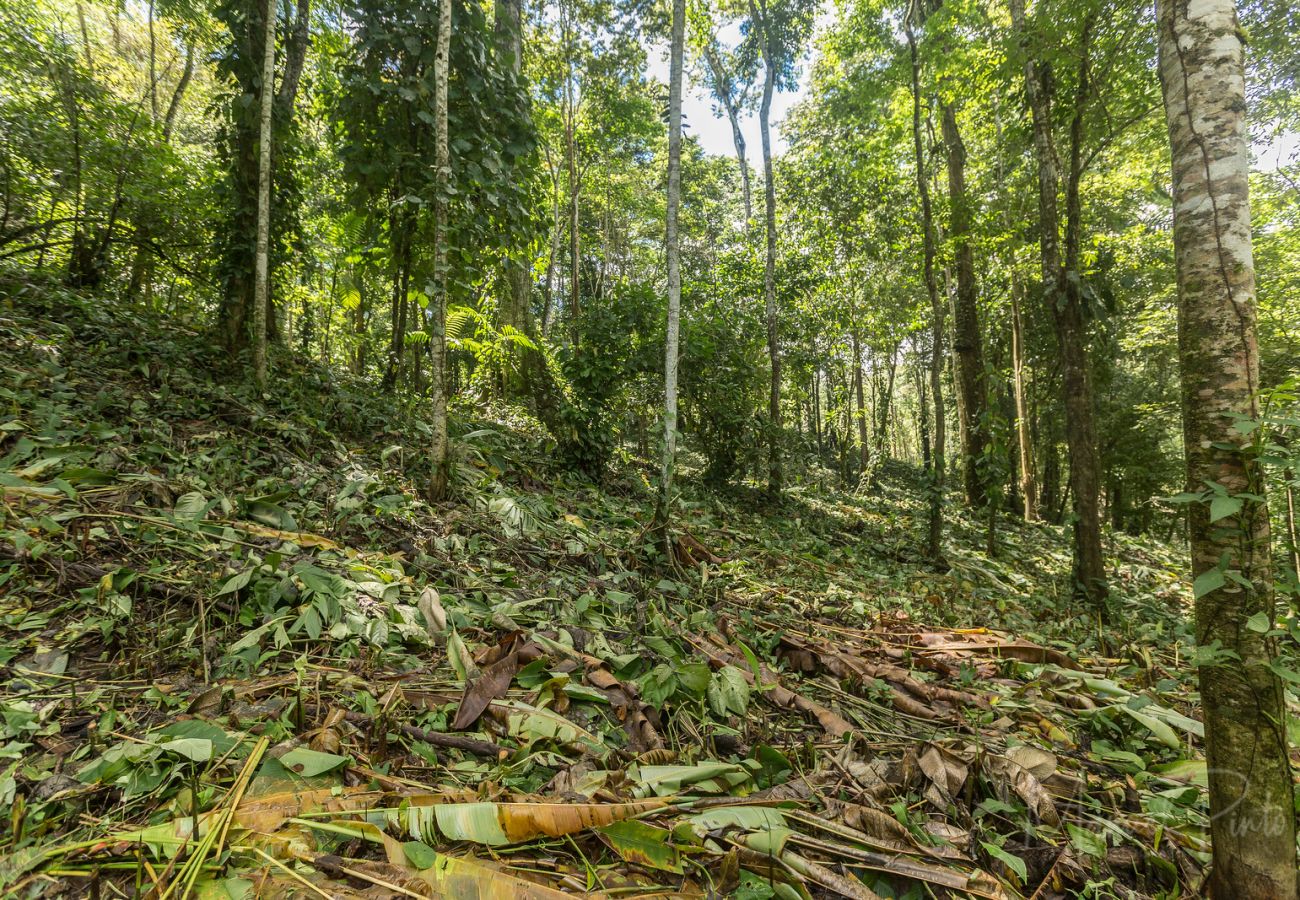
[643,26,814,160]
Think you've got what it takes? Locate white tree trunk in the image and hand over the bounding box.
[655,0,685,533]
[252,0,276,391]
[1158,0,1298,895]
[428,0,452,500]
[758,42,781,496]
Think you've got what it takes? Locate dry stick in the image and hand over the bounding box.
[335,709,507,759]
[248,847,333,899]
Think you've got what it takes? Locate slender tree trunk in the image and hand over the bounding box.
[564,16,581,336]
[383,212,408,391]
[875,343,897,456]
[1009,0,1106,609]
[906,17,944,562]
[853,333,869,477]
[147,0,158,120]
[1158,0,1298,893]
[1010,272,1037,520]
[812,365,823,457]
[653,0,685,538]
[541,148,561,336]
[1285,467,1300,583]
[756,22,782,497]
[495,0,531,378]
[428,0,452,501]
[916,349,931,469]
[942,103,988,507]
[702,43,752,227]
[322,268,336,363]
[251,0,276,390]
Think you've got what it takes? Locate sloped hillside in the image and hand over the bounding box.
[0,282,1234,898]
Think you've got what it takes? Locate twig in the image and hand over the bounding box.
[335,709,508,759]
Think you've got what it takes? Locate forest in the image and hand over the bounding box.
[1,0,1299,895]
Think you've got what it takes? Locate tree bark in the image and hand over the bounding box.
[906,15,944,563]
[853,333,869,477]
[251,0,276,390]
[753,0,782,497]
[494,0,532,380]
[217,0,310,356]
[653,0,685,538]
[1158,0,1298,894]
[563,5,581,336]
[428,0,452,501]
[942,103,988,508]
[1009,0,1106,608]
[1010,272,1037,520]
[702,41,752,227]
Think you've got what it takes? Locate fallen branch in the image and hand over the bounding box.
[336,709,508,760]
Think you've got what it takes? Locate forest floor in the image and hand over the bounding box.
[0,279,1238,899]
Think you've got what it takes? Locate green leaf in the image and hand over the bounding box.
[402,840,439,869]
[159,738,213,762]
[433,802,511,846]
[277,747,349,777]
[217,568,254,596]
[173,491,208,521]
[1209,495,1243,523]
[156,721,239,756]
[447,630,473,683]
[707,666,750,717]
[1117,705,1181,749]
[597,819,682,873]
[981,840,1027,884]
[1246,611,1272,633]
[675,662,711,695]
[1066,823,1106,858]
[689,806,786,832]
[245,499,297,530]
[1192,568,1225,599]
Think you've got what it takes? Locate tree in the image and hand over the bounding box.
[429,0,452,501]
[905,4,945,562]
[1008,0,1107,611]
[1158,0,1298,893]
[213,0,311,356]
[693,8,755,226]
[654,0,685,540]
[251,0,275,389]
[744,0,815,497]
[941,100,988,507]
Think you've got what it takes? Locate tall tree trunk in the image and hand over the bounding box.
[853,333,869,477]
[653,0,685,538]
[812,365,823,457]
[428,0,452,501]
[701,42,752,227]
[382,211,409,391]
[942,103,987,508]
[906,16,945,563]
[251,0,276,390]
[1009,0,1106,609]
[1010,272,1037,520]
[494,0,532,377]
[1285,466,1300,584]
[217,0,310,355]
[1158,0,1298,893]
[563,10,581,337]
[916,348,931,469]
[755,11,782,497]
[541,147,561,336]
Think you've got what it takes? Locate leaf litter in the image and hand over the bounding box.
[0,287,1245,897]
